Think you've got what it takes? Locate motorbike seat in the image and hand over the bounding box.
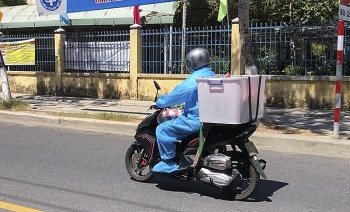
[179,131,200,146]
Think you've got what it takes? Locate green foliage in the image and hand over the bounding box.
[54,111,140,122]
[173,0,338,25]
[318,60,336,76]
[311,43,326,57]
[168,62,189,74]
[0,99,29,110]
[257,46,278,74]
[0,0,27,6]
[173,0,238,26]
[250,0,338,24]
[283,65,304,75]
[211,55,230,74]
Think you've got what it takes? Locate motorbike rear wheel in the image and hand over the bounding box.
[221,165,259,201]
[125,144,154,182]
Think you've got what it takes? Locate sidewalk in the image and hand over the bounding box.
[13,93,153,119]
[266,108,350,136]
[11,93,350,137]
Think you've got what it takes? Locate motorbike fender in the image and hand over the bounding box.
[134,134,156,159]
[249,155,267,179]
[242,141,267,179]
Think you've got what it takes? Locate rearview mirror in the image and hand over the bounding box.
[154,81,161,90]
[153,81,161,102]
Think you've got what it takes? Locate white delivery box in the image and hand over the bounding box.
[196,75,267,124]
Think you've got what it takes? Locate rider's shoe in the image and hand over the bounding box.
[152,159,179,173]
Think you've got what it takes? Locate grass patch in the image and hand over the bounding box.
[0,99,29,111]
[53,111,140,122]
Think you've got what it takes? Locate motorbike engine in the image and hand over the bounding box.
[198,153,238,187]
[201,153,231,170]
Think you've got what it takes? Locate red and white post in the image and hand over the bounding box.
[334,20,345,137]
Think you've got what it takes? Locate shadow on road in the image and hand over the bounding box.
[248,179,289,202]
[150,176,288,202]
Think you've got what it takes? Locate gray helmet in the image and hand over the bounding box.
[186,48,211,71]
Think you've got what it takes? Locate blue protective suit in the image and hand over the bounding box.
[152,67,216,173]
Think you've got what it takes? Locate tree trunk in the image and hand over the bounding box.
[181,0,187,74]
[238,0,275,127]
[238,0,257,75]
[289,0,296,67]
[0,51,11,100]
[289,0,294,24]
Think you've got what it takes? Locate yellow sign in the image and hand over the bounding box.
[0,39,36,65]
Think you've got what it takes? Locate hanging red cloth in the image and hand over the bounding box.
[133,6,141,24]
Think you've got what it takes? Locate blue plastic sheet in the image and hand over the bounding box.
[36,0,176,16]
[67,0,176,13]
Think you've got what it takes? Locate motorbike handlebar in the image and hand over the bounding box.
[149,104,163,110]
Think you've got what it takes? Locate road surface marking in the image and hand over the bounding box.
[0,201,43,212]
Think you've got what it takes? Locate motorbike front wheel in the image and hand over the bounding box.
[125,144,154,182]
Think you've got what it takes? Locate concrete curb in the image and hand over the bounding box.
[1,110,350,158]
[0,110,138,136]
[0,110,137,126]
[13,94,153,107]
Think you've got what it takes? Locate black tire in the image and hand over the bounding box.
[125,145,154,182]
[221,165,260,201]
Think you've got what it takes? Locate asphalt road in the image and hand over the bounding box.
[0,121,349,212]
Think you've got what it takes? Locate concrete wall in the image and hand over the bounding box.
[137,74,186,100]
[7,72,55,95]
[7,71,350,110]
[61,73,130,99]
[264,76,350,110]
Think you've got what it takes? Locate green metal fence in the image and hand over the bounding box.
[141,26,231,74]
[251,23,339,76]
[4,23,349,76]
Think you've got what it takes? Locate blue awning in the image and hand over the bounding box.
[0,2,175,29]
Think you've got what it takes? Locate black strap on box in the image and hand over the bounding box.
[255,75,262,121]
[248,75,262,122]
[248,77,252,121]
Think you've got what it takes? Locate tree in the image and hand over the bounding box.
[174,0,238,26]
[238,0,256,74]
[0,0,25,99]
[0,0,27,6]
[238,0,275,126]
[0,53,11,100]
[249,0,338,24]
[174,0,338,26]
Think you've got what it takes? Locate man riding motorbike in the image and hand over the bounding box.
[152,47,217,173]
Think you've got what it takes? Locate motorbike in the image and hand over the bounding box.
[125,81,267,200]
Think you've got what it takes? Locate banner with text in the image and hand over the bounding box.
[36,0,68,16]
[339,0,350,21]
[65,41,130,72]
[36,0,175,16]
[0,39,36,66]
